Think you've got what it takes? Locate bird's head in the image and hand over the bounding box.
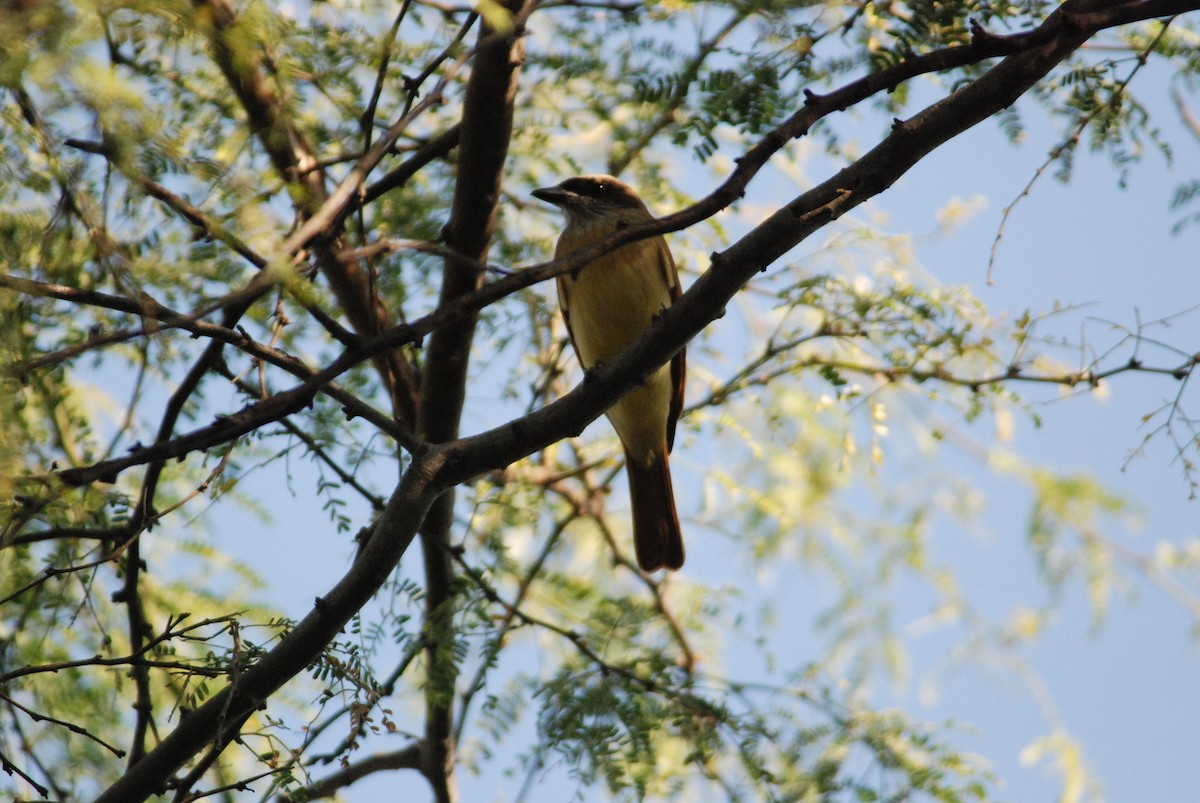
[532,174,652,229]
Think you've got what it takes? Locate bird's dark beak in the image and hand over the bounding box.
[532,186,572,207]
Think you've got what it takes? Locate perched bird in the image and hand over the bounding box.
[532,175,685,571]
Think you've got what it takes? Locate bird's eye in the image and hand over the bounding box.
[595,182,608,194]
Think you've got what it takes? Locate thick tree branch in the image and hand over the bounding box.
[413,4,528,802]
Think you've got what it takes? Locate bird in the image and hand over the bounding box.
[532,174,686,572]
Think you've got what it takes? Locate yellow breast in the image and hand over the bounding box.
[555,225,675,371]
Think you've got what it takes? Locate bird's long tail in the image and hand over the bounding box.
[625,446,684,571]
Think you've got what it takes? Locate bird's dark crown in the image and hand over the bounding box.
[557,175,643,208]
[533,174,647,216]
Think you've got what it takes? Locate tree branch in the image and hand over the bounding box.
[413,3,529,801]
[281,745,423,802]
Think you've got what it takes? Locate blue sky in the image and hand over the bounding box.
[832,62,1200,802]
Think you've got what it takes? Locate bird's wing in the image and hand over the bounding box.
[555,242,583,365]
[660,238,686,453]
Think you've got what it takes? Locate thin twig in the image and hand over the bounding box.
[987,17,1176,283]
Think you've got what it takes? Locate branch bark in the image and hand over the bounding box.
[413,4,529,801]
